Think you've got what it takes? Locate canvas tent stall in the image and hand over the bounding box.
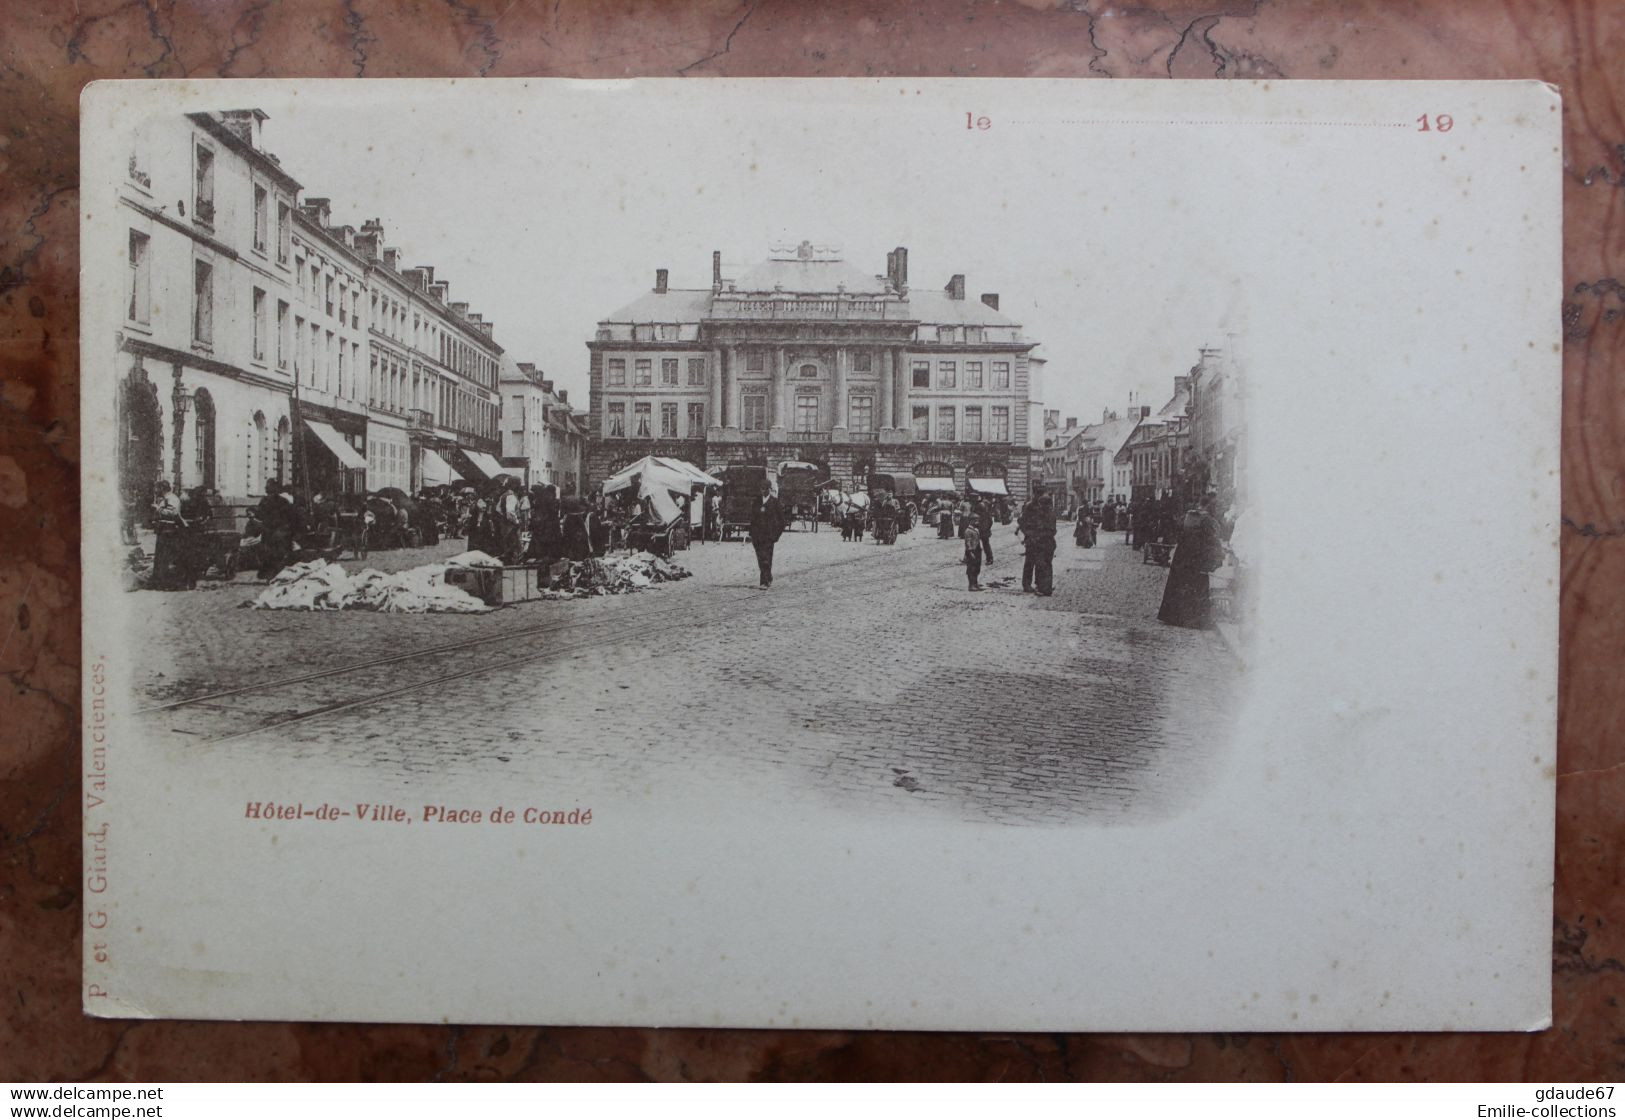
[602,455,720,530]
[966,477,1009,496]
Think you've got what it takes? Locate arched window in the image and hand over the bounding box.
[274,416,290,486]
[193,389,216,490]
[799,363,818,379]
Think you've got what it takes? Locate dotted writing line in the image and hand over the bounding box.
[1007,119,1413,128]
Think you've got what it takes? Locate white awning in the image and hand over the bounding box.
[420,447,460,486]
[459,449,507,480]
[967,477,1010,496]
[916,476,958,492]
[303,419,367,470]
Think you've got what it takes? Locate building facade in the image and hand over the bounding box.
[585,243,1039,495]
[1184,343,1247,511]
[500,359,587,494]
[289,198,371,496]
[115,109,302,513]
[113,110,507,518]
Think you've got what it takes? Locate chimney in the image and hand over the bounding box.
[428,281,449,304]
[1174,375,1190,395]
[1065,416,1076,430]
[980,292,999,310]
[360,218,385,238]
[541,379,554,393]
[1140,405,1151,420]
[382,247,401,271]
[893,246,908,292]
[450,301,469,319]
[945,274,966,301]
[655,268,668,294]
[712,251,722,293]
[476,322,494,339]
[517,362,536,376]
[416,265,435,286]
[886,249,898,290]
[353,231,381,261]
[556,389,568,404]
[219,109,268,149]
[300,197,331,228]
[1044,409,1060,427]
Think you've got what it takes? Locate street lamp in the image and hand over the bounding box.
[170,374,191,487]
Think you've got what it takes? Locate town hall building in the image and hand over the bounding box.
[585,242,1041,496]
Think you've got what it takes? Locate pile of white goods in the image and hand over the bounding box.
[250,555,497,613]
[539,553,692,600]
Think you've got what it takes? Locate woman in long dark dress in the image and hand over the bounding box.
[1158,502,1225,628]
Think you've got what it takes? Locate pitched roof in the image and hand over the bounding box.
[733,256,890,295]
[1157,383,1190,418]
[602,288,715,324]
[905,289,1018,327]
[1072,416,1142,458]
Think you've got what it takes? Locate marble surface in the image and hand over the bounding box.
[2,0,1621,1082]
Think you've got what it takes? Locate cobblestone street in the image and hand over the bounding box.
[130,521,1242,826]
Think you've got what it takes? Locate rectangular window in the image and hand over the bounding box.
[635,359,652,386]
[252,287,267,361]
[746,351,766,373]
[324,275,334,317]
[794,394,819,433]
[607,402,625,437]
[936,326,955,343]
[325,331,335,393]
[964,406,983,442]
[938,361,957,388]
[937,406,956,441]
[634,401,652,437]
[660,401,679,437]
[192,259,213,343]
[633,325,655,342]
[658,324,679,341]
[911,405,930,442]
[852,350,872,373]
[687,358,706,386]
[276,201,291,263]
[848,395,874,433]
[127,230,150,323]
[193,145,215,225]
[338,286,347,325]
[252,185,268,251]
[661,358,679,386]
[992,361,1010,389]
[990,406,1010,442]
[607,358,625,386]
[743,394,767,431]
[912,361,930,389]
[965,327,985,344]
[966,361,983,389]
[510,396,525,431]
[687,402,705,436]
[337,340,345,397]
[276,300,289,369]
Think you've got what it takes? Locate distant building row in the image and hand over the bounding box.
[1036,343,1245,513]
[112,109,583,518]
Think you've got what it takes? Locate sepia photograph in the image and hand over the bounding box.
[80,78,1558,1030]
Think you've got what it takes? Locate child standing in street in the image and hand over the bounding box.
[964,522,983,591]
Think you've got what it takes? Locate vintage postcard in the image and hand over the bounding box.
[80,78,1560,1029]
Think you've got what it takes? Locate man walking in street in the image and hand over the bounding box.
[748,488,786,590]
[975,498,995,566]
[1017,483,1058,596]
[964,520,984,591]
